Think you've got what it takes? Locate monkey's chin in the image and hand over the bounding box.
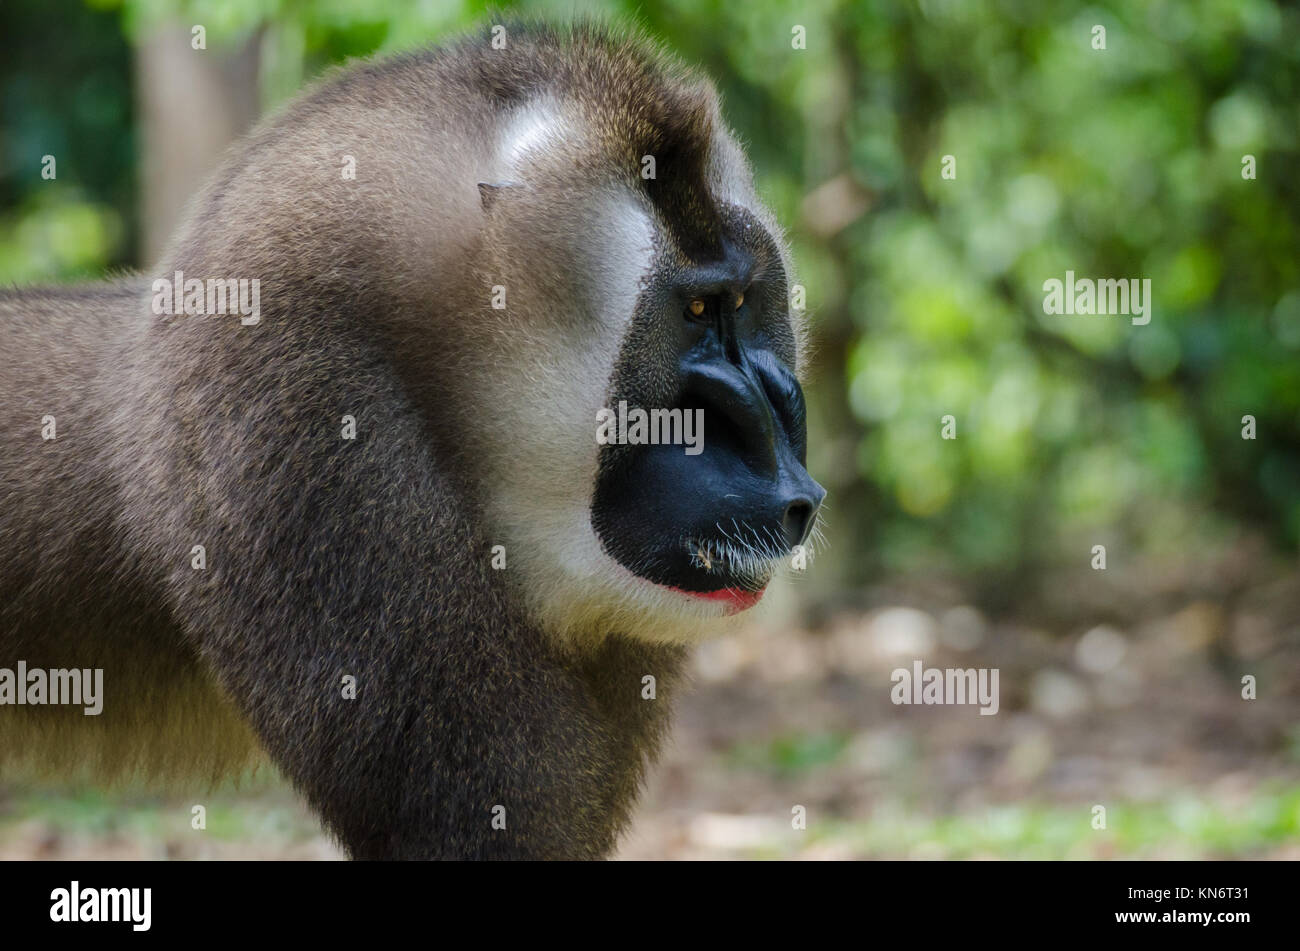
[664,584,766,614]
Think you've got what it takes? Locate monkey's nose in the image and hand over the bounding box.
[780,481,825,548]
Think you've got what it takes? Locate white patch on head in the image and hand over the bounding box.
[501,99,572,171]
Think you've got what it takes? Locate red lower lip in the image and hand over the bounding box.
[669,585,766,612]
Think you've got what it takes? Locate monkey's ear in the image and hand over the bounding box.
[477,181,519,211]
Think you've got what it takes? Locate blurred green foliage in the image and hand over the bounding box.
[2,0,1297,597]
[0,0,134,280]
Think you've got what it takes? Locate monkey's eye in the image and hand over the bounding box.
[735,292,744,310]
[687,298,706,319]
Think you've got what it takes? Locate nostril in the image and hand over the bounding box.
[781,498,818,548]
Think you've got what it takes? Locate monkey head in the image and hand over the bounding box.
[592,212,824,616]
[462,52,824,646]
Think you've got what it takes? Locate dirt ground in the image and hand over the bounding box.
[3,549,1298,860]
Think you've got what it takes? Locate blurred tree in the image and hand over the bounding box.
[136,22,260,260]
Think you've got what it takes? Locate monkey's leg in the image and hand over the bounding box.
[159,395,616,859]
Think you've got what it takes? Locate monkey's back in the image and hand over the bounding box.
[0,281,266,783]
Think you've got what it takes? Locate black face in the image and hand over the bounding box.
[591,218,825,603]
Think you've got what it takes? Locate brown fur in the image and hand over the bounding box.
[0,21,795,858]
